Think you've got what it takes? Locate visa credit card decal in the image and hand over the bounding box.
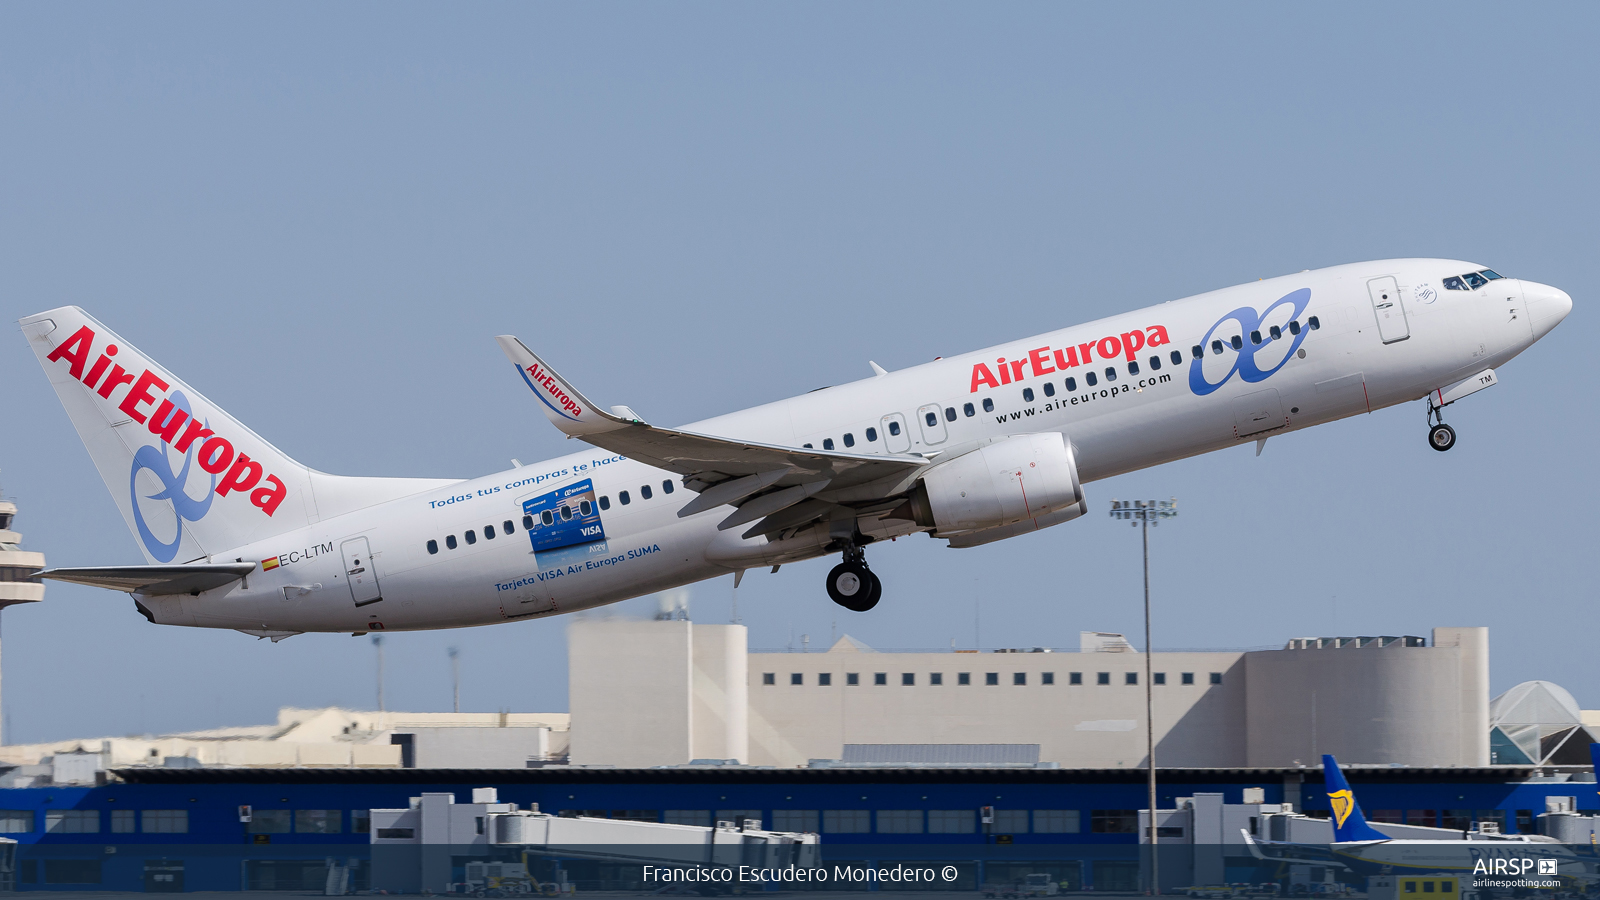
[522,478,607,569]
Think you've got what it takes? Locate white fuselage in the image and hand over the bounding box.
[150,259,1569,634]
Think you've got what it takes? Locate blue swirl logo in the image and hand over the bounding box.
[128,391,215,562]
[1188,288,1312,397]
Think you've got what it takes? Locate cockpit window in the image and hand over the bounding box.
[1444,269,1504,291]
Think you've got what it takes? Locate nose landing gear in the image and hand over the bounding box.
[1427,406,1456,452]
[826,545,881,612]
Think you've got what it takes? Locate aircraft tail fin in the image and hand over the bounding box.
[21,307,454,564]
[1322,754,1390,842]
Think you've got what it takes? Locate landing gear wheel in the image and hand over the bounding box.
[827,561,881,612]
[1428,423,1456,452]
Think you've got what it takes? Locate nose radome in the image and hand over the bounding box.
[1525,281,1573,341]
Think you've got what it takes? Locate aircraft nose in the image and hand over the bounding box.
[1524,281,1573,341]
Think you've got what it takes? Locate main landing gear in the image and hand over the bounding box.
[826,545,882,612]
[1427,405,1457,452]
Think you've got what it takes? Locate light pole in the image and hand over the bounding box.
[1109,498,1178,896]
[448,647,460,714]
[372,636,385,717]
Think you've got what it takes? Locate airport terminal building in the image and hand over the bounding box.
[570,621,1494,769]
[0,619,1595,892]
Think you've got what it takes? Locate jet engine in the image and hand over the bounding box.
[904,432,1084,537]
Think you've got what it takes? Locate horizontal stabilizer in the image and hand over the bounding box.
[41,563,257,596]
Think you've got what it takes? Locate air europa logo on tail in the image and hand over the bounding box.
[517,362,584,421]
[45,325,288,561]
[969,326,1172,393]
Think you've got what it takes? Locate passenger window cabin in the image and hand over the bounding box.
[1065,377,1077,391]
[888,421,901,436]
[1128,361,1139,375]
[866,427,878,441]
[823,438,834,450]
[1104,367,1116,381]
[446,535,458,550]
[1171,350,1183,365]
[661,481,673,495]
[944,407,956,421]
[843,433,855,447]
[641,485,653,500]
[1043,382,1055,396]
[427,539,438,554]
[1022,388,1034,402]
[963,403,975,417]
[464,529,476,545]
[1086,371,1098,387]
[982,398,994,412]
[619,490,631,505]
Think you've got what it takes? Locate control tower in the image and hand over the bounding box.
[0,492,45,744]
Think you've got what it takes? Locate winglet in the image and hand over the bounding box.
[1322,754,1389,842]
[496,336,643,436]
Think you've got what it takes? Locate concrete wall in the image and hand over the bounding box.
[568,618,694,766]
[1242,627,1489,767]
[570,620,1490,769]
[746,641,1247,767]
[691,624,748,762]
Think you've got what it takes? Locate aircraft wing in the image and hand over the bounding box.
[497,336,929,537]
[40,563,258,596]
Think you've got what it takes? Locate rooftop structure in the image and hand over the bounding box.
[0,707,569,781]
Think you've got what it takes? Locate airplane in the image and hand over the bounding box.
[20,258,1572,638]
[1241,754,1594,879]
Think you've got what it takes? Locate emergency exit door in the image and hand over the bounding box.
[1368,276,1410,344]
[341,537,383,607]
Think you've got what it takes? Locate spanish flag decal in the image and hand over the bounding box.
[261,557,280,571]
[1328,789,1355,827]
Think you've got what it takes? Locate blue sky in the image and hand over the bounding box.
[2,3,1595,742]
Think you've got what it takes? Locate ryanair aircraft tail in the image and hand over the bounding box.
[21,307,454,565]
[1322,754,1390,843]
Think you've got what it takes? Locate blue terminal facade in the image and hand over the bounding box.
[1,765,1595,892]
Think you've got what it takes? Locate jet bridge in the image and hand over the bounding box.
[370,787,818,894]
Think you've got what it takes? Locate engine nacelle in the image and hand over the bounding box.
[906,433,1084,537]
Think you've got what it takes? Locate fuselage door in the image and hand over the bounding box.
[1368,276,1410,344]
[1233,388,1285,438]
[880,413,912,453]
[916,404,948,445]
[340,536,383,607]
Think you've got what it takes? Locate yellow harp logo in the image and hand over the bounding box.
[1328,789,1355,827]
